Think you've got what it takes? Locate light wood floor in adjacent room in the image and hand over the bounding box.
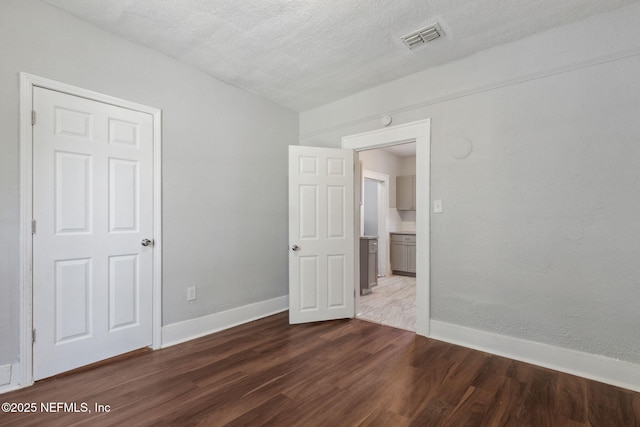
[1,312,638,427]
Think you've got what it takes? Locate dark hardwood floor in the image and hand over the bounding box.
[1,312,638,426]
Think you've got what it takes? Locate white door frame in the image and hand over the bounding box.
[361,170,390,276]
[343,119,430,336]
[18,73,163,387]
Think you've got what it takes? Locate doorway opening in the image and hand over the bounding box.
[356,143,417,331]
[342,118,430,337]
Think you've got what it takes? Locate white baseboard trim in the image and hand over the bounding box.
[162,296,289,348]
[0,363,23,395]
[430,320,640,393]
[0,364,11,386]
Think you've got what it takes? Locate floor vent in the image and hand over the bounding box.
[401,23,443,49]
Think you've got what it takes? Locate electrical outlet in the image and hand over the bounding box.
[433,199,443,213]
[187,286,196,301]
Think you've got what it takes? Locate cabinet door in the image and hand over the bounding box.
[368,252,377,287]
[407,243,417,273]
[396,176,415,210]
[391,242,406,271]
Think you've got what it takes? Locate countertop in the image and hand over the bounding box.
[389,231,416,235]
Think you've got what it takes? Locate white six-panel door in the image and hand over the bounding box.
[288,146,355,323]
[32,87,154,380]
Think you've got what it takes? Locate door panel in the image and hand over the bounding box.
[108,254,139,330]
[289,146,354,324]
[327,255,346,307]
[109,159,139,232]
[54,258,91,342]
[33,87,154,380]
[55,152,91,233]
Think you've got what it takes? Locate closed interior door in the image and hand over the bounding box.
[32,87,154,380]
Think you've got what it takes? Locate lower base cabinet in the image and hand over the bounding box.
[360,237,378,295]
[390,233,416,276]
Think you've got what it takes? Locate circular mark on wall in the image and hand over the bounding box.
[449,137,473,159]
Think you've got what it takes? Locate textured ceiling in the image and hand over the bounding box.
[43,0,638,111]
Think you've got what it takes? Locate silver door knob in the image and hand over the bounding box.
[141,239,153,247]
[291,245,300,251]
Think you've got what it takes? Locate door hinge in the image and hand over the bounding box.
[32,329,36,343]
[31,110,36,126]
[31,219,36,234]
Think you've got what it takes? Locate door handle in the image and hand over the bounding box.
[141,239,153,247]
[291,245,300,251]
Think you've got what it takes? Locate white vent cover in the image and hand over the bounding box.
[401,23,443,49]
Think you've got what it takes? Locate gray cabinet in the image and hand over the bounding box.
[407,242,417,273]
[360,237,378,295]
[396,175,416,211]
[390,233,416,276]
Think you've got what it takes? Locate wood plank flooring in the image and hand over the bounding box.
[1,312,639,426]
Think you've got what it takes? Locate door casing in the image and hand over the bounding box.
[343,119,430,336]
[18,73,163,387]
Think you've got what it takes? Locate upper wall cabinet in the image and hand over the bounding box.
[396,175,416,211]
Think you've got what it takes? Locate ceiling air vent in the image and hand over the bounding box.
[401,23,443,49]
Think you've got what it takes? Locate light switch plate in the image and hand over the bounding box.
[433,200,443,213]
[187,286,197,301]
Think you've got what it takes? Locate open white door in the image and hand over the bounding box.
[288,146,355,324]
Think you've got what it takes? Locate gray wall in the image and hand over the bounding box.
[0,0,297,367]
[401,156,416,176]
[300,4,640,364]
